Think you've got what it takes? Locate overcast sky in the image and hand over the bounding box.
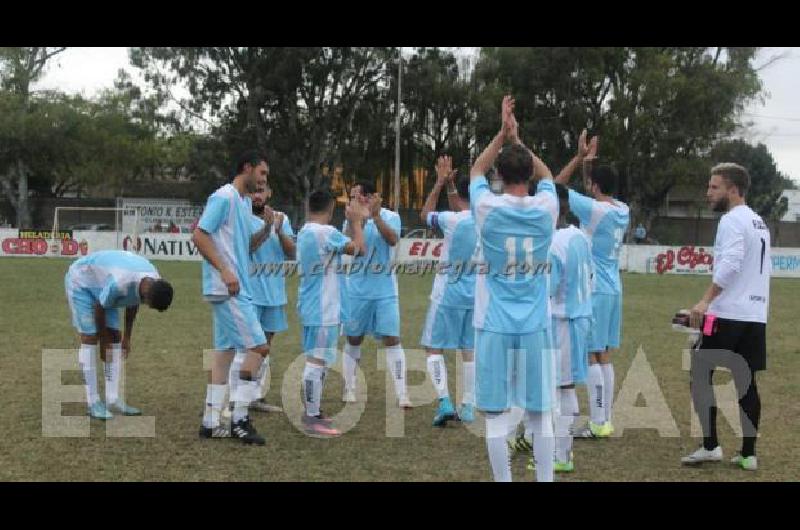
[34,47,800,183]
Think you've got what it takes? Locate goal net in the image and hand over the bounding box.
[50,207,141,256]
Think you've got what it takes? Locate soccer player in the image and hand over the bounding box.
[548,183,593,472]
[681,163,770,471]
[193,150,272,445]
[296,189,365,436]
[555,131,629,438]
[64,250,173,419]
[341,181,411,408]
[245,173,296,413]
[419,155,477,426]
[471,96,558,482]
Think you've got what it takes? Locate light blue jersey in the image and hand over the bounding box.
[470,176,559,334]
[67,250,160,309]
[197,183,255,301]
[426,210,477,309]
[249,214,294,307]
[296,223,351,327]
[568,190,629,295]
[343,208,401,300]
[548,225,593,319]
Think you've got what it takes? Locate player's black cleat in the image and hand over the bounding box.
[231,417,266,445]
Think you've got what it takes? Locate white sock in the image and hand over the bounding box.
[601,363,615,424]
[343,343,361,392]
[556,388,578,462]
[485,412,512,482]
[256,355,270,399]
[386,345,408,400]
[78,344,99,406]
[462,359,475,405]
[202,384,228,428]
[587,363,605,425]
[104,343,123,405]
[302,363,324,417]
[426,354,449,399]
[525,410,555,483]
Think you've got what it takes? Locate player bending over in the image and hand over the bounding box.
[64,250,173,419]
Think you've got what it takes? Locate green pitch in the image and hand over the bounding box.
[0,257,798,481]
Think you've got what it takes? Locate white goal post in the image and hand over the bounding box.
[50,206,140,255]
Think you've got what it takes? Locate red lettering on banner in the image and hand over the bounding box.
[2,237,89,256]
[409,241,422,256]
[432,242,443,258]
[421,242,430,256]
[656,249,675,274]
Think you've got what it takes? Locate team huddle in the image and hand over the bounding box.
[62,95,769,481]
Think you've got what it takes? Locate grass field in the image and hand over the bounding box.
[1,257,798,481]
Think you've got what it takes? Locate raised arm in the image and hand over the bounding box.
[471,95,517,180]
[250,206,274,253]
[555,130,592,185]
[273,212,296,260]
[343,200,366,256]
[370,194,399,247]
[421,156,455,223]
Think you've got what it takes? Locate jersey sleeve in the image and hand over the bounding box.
[197,194,229,235]
[536,179,556,197]
[323,229,351,255]
[427,211,455,235]
[712,217,745,289]
[385,210,401,238]
[281,216,294,237]
[97,278,119,309]
[469,176,491,218]
[568,189,595,228]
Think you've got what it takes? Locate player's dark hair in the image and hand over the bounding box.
[590,165,617,195]
[456,174,470,201]
[496,144,533,185]
[234,150,267,176]
[150,279,173,312]
[308,189,334,213]
[354,180,377,196]
[711,163,750,197]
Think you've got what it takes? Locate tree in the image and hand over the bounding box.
[0,47,66,227]
[709,139,794,221]
[130,47,396,217]
[473,47,764,234]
